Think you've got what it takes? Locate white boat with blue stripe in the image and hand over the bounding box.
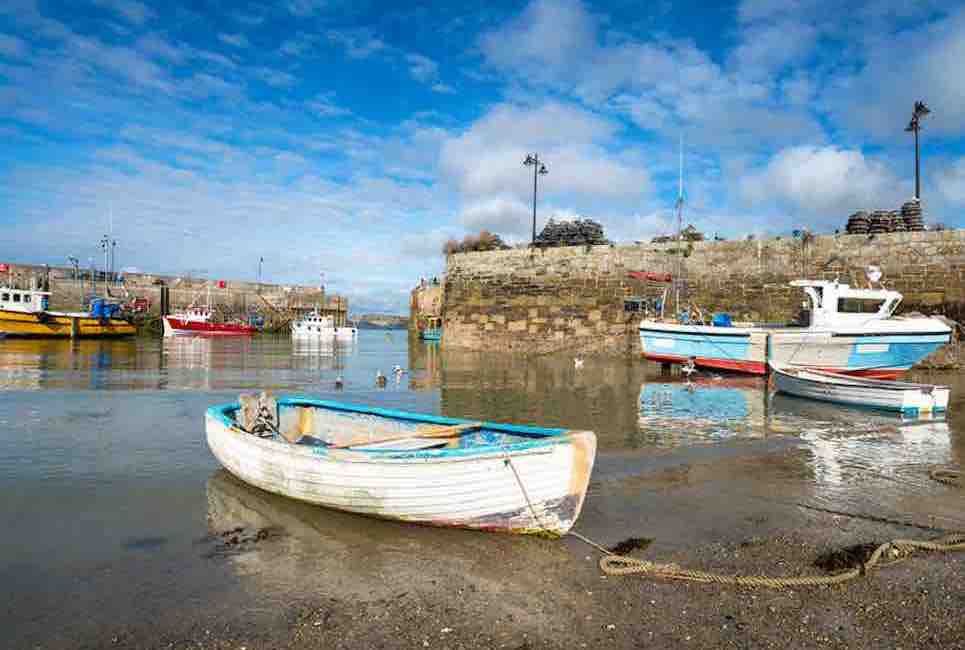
[640,280,951,380]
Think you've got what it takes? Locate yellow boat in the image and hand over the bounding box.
[0,287,135,338]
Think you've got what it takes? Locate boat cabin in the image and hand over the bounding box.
[176,307,211,323]
[790,280,901,329]
[0,287,50,314]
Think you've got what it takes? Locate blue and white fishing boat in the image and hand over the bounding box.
[640,280,951,379]
[205,394,596,536]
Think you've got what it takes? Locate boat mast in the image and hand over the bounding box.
[674,135,684,317]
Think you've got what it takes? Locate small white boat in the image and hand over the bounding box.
[291,311,336,340]
[205,394,596,536]
[770,362,949,418]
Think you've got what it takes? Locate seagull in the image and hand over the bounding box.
[574,356,584,369]
[681,358,697,379]
[392,364,406,375]
[375,370,387,387]
[334,375,344,390]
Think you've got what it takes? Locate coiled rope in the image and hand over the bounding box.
[568,532,965,588]
[930,466,963,488]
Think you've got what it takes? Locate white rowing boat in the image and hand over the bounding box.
[205,394,596,536]
[769,363,949,417]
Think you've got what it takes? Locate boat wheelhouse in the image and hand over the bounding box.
[639,280,951,379]
[291,311,337,339]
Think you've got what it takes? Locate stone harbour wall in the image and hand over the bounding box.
[442,229,965,355]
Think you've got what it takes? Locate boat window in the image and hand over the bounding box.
[837,298,884,314]
[13,293,21,302]
[1,293,7,301]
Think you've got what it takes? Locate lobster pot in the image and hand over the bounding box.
[846,211,869,234]
[901,200,924,231]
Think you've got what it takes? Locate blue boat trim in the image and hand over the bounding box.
[206,398,573,460]
[640,327,750,338]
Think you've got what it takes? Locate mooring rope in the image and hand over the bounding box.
[567,530,965,589]
[930,466,963,488]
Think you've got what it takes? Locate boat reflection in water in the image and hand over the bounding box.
[204,469,578,601]
[636,377,768,447]
[0,338,138,390]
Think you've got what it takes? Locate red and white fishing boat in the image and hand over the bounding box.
[163,307,257,337]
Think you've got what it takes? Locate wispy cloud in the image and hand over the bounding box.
[217,33,249,48]
[326,29,387,59]
[93,0,155,25]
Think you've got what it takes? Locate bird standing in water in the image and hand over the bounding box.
[334,375,344,390]
[375,371,387,387]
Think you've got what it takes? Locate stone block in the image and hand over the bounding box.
[508,319,528,332]
[588,309,602,321]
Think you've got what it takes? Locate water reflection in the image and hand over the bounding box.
[204,469,573,601]
[637,377,768,446]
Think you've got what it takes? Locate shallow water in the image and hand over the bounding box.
[0,332,962,647]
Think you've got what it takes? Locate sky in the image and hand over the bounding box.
[2,0,965,313]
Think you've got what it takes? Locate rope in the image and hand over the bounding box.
[568,531,965,589]
[930,467,963,488]
[501,445,554,536]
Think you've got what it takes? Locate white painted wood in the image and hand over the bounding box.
[771,363,950,415]
[205,413,596,535]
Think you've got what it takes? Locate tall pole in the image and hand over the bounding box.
[914,125,920,200]
[523,153,548,245]
[532,154,540,244]
[906,101,930,202]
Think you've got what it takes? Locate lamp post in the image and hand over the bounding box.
[905,100,931,200]
[523,153,548,245]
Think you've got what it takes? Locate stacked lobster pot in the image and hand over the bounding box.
[845,211,870,234]
[868,210,891,234]
[901,200,925,231]
[889,210,906,232]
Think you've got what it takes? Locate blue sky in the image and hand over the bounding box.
[2,0,965,313]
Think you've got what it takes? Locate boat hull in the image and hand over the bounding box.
[771,365,949,417]
[163,316,256,337]
[205,400,596,536]
[640,321,950,379]
[0,309,135,338]
[420,328,442,341]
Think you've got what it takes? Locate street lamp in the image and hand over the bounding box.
[523,153,548,245]
[905,100,931,200]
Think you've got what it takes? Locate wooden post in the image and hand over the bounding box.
[70,316,79,339]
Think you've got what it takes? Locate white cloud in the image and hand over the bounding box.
[307,93,351,117]
[255,67,296,88]
[479,0,597,82]
[431,82,456,94]
[93,0,155,25]
[935,158,965,204]
[287,0,326,17]
[459,197,533,237]
[326,29,387,59]
[440,101,648,199]
[406,53,438,83]
[739,146,904,221]
[218,33,249,48]
[822,8,965,139]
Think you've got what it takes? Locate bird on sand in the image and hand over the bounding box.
[574,356,585,369]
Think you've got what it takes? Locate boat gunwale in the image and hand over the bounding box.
[206,397,585,461]
[770,363,950,392]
